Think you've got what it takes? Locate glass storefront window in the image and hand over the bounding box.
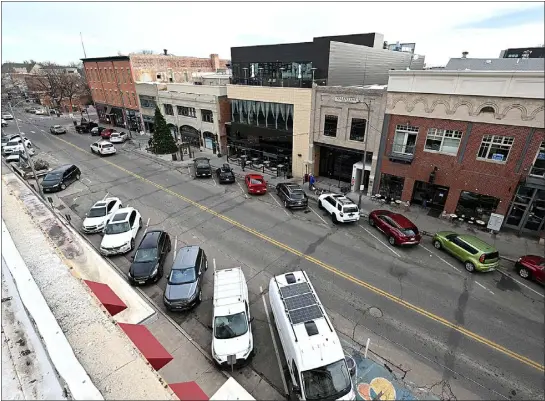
[231,61,314,87]
[514,186,535,204]
[379,174,405,199]
[230,99,294,132]
[530,141,545,177]
[456,191,499,221]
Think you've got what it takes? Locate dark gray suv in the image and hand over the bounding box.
[163,246,208,311]
[276,183,308,209]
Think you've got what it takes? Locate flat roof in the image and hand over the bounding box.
[81,56,130,62]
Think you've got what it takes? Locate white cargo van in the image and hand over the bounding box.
[211,266,254,367]
[269,271,355,401]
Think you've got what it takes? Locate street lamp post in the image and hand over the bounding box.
[8,100,44,198]
[358,100,372,209]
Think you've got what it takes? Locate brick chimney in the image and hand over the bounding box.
[210,54,220,71]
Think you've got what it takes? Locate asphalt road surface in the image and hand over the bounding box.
[3,108,544,400]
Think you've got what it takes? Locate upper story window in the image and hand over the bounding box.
[393,124,419,155]
[164,104,174,116]
[139,95,156,109]
[132,93,137,107]
[323,115,338,137]
[530,141,545,177]
[477,134,514,163]
[349,118,367,142]
[178,106,196,118]
[425,128,463,155]
[201,109,214,123]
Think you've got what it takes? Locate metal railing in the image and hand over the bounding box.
[229,77,327,88]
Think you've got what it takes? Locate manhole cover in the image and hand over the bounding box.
[369,307,383,318]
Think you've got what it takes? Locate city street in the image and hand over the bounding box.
[3,107,544,400]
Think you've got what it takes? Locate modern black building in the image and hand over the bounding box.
[500,46,545,59]
[230,33,385,88]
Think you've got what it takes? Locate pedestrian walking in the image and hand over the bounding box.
[241,158,246,172]
[309,174,315,190]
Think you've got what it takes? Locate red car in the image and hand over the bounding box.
[368,210,421,246]
[245,174,267,195]
[101,128,115,139]
[516,255,545,284]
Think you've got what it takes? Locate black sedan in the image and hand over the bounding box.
[41,164,81,192]
[128,230,171,285]
[216,163,235,184]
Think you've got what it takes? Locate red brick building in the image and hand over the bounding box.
[375,70,545,235]
[82,56,142,131]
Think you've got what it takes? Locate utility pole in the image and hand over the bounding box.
[9,101,44,198]
[358,100,372,209]
[111,61,132,138]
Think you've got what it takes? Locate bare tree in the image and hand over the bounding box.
[33,62,66,106]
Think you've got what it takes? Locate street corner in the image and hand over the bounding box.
[345,349,423,401]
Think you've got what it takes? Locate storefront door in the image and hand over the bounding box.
[505,186,545,234]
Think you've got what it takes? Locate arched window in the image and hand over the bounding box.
[479,106,495,114]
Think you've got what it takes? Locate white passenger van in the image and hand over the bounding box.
[269,271,355,400]
[211,266,254,367]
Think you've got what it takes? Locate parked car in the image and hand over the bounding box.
[276,183,308,209]
[129,230,172,285]
[515,255,545,284]
[368,210,421,246]
[318,193,360,224]
[1,136,11,148]
[1,119,7,127]
[41,164,81,192]
[100,128,116,139]
[216,163,235,184]
[2,142,35,157]
[91,126,106,136]
[82,197,123,234]
[50,125,66,135]
[109,131,129,143]
[163,245,208,311]
[2,113,14,120]
[76,121,98,133]
[245,174,267,195]
[90,140,116,156]
[2,135,31,149]
[432,231,500,273]
[194,157,212,178]
[99,207,142,256]
[34,109,46,115]
[5,149,34,163]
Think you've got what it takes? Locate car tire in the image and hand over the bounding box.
[369,217,375,227]
[197,289,203,304]
[139,218,142,229]
[518,267,530,280]
[388,236,396,246]
[130,238,135,250]
[60,183,66,190]
[318,200,324,210]
[332,213,338,224]
[433,240,442,250]
[464,261,475,273]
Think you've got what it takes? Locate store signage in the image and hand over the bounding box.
[487,213,505,232]
[334,96,361,103]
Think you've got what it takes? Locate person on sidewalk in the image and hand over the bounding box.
[241,158,246,172]
[309,174,315,190]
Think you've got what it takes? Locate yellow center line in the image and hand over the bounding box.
[55,136,544,372]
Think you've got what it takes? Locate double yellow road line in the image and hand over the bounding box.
[55,136,544,372]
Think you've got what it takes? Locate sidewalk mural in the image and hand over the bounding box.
[347,352,417,401]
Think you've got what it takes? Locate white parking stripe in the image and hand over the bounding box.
[476,281,495,295]
[419,244,461,272]
[237,181,249,199]
[360,225,402,258]
[30,130,35,134]
[308,205,328,226]
[497,269,544,298]
[269,193,290,217]
[260,285,289,396]
[212,177,217,187]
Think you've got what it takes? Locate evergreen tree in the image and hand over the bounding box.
[150,106,177,154]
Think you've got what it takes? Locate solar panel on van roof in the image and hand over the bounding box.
[279,281,324,325]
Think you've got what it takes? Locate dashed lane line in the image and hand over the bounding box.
[48,134,545,372]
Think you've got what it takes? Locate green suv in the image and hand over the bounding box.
[432,231,500,272]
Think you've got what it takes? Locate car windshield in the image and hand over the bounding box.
[54,125,61,129]
[169,268,196,284]
[302,359,352,400]
[88,207,107,217]
[7,141,19,146]
[102,143,113,148]
[134,248,157,263]
[214,312,248,339]
[196,161,209,168]
[343,206,359,213]
[111,133,119,137]
[291,191,305,199]
[250,178,263,185]
[44,172,62,181]
[104,222,130,234]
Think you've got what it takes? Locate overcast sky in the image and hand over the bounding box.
[1,1,543,66]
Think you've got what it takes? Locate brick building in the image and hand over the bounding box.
[375,70,545,235]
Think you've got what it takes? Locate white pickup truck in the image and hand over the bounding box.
[318,193,360,224]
